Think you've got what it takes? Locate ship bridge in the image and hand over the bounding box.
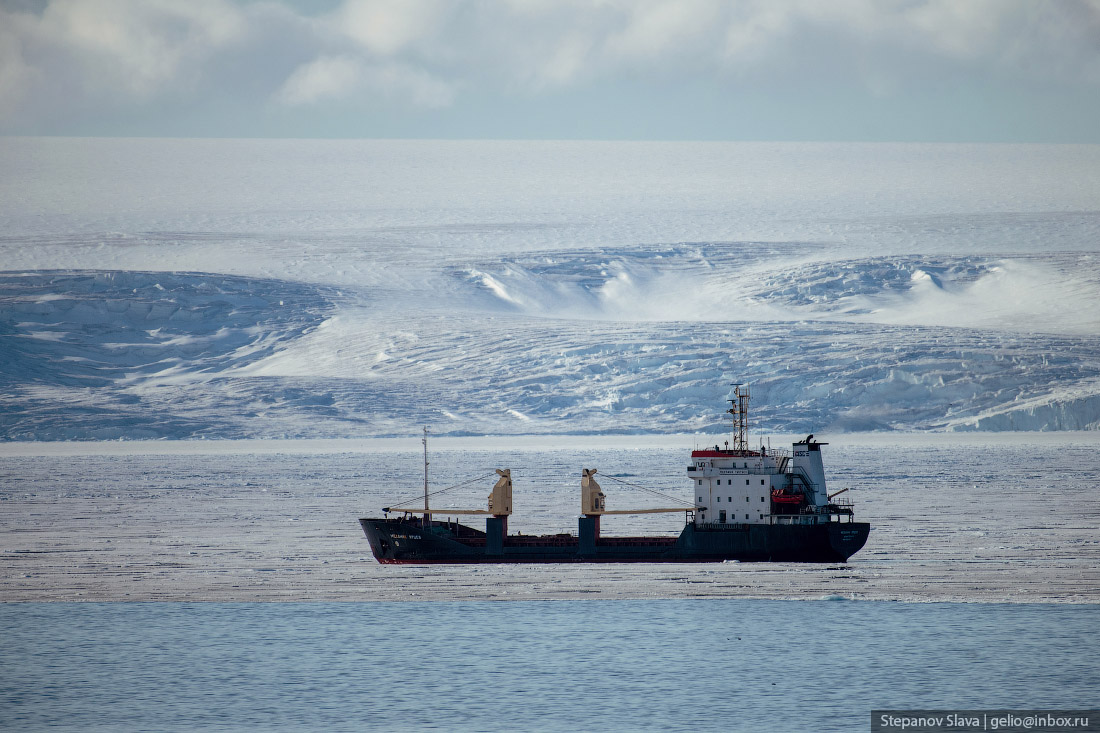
[688,386,845,527]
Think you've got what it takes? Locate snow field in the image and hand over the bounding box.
[0,139,1098,439]
[2,258,1099,439]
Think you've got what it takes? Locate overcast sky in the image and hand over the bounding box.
[1,0,1098,141]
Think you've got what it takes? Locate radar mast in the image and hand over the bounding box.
[727,383,750,453]
[422,426,430,526]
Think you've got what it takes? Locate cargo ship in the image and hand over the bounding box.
[359,386,869,563]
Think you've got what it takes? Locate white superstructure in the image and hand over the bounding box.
[687,386,850,526]
[688,444,787,525]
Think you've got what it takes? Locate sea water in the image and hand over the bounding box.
[1,600,1096,732]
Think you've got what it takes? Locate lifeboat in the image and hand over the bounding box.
[770,488,806,515]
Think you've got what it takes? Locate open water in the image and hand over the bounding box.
[2,600,1097,732]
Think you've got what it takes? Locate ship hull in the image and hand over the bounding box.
[359,517,870,564]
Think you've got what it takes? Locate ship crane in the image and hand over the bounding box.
[383,469,513,517]
[580,467,692,543]
[581,468,688,515]
[382,429,514,529]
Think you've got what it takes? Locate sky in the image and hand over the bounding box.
[1,0,1098,141]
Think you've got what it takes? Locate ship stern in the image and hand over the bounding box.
[827,521,870,561]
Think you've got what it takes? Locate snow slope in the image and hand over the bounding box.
[1,139,1098,439]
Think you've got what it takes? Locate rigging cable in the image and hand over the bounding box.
[599,473,693,508]
[386,472,498,510]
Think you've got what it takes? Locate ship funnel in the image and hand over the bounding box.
[790,437,828,506]
[488,469,513,516]
[581,468,605,515]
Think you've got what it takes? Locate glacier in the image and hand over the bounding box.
[1,139,1099,440]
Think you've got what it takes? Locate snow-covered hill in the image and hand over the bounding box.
[1,139,1098,439]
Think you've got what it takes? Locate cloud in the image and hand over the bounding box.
[276,54,456,107]
[335,0,451,57]
[11,0,244,97]
[276,55,363,105]
[1,0,1098,136]
[600,0,728,70]
[360,61,456,108]
[0,25,35,116]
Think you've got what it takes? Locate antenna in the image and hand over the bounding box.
[727,383,750,453]
[422,426,430,526]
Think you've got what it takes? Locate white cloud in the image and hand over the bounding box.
[334,0,450,56]
[31,0,243,96]
[604,0,723,64]
[277,55,364,105]
[0,0,253,127]
[277,55,456,107]
[0,0,1097,134]
[534,31,594,86]
[0,25,35,117]
[721,1,797,70]
[360,61,456,108]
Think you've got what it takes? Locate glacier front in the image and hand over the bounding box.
[1,139,1098,439]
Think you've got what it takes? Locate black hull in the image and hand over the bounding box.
[359,517,870,564]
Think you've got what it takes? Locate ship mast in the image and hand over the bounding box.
[422,426,430,527]
[728,383,750,453]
